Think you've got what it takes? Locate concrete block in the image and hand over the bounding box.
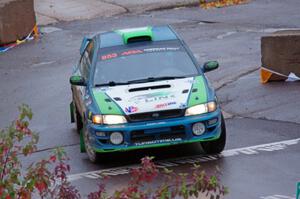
[261,30,300,80]
[0,0,36,45]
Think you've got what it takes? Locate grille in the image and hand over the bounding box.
[127,109,184,122]
[130,125,186,144]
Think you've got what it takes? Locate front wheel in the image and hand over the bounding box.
[201,113,226,154]
[83,121,101,163]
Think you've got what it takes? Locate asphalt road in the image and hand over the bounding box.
[0,0,299,198]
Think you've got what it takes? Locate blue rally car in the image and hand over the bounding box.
[69,26,226,163]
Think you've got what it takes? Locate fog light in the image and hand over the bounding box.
[110,132,123,145]
[208,118,218,126]
[192,122,205,136]
[96,132,106,137]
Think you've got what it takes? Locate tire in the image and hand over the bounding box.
[83,120,101,163]
[74,104,83,134]
[201,114,226,154]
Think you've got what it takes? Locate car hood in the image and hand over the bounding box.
[92,76,208,115]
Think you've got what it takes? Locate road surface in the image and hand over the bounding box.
[0,0,299,198]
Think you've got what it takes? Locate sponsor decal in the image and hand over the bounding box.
[134,138,182,146]
[129,92,176,104]
[121,50,143,56]
[179,103,187,108]
[143,47,180,52]
[100,47,181,61]
[155,102,176,109]
[95,87,111,92]
[145,122,166,126]
[185,79,195,84]
[101,53,118,60]
[125,106,138,113]
[101,50,142,61]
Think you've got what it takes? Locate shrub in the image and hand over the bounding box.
[88,156,227,199]
[0,105,227,199]
[0,104,80,199]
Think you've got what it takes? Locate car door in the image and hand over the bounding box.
[72,40,95,119]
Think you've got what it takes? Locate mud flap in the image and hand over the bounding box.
[297,182,300,199]
[70,102,75,123]
[80,130,86,153]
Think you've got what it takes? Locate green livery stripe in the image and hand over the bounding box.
[187,76,207,107]
[93,91,123,115]
[115,26,153,44]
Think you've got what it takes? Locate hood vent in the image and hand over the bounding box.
[113,97,122,101]
[127,36,151,43]
[182,89,189,94]
[192,88,198,93]
[129,85,171,92]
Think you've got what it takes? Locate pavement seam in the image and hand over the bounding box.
[216,67,260,91]
[98,1,201,16]
[223,112,300,126]
[36,11,62,24]
[169,19,220,27]
[145,1,200,12]
[215,66,300,125]
[166,13,292,31]
[26,143,80,155]
[99,0,130,13]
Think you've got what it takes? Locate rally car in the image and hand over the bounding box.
[69,25,226,163]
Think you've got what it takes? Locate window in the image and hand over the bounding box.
[94,43,198,85]
[79,40,95,80]
[86,40,95,62]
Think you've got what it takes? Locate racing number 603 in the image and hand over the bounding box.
[101,53,118,60]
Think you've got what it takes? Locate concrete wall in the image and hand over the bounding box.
[0,0,36,45]
[261,30,300,77]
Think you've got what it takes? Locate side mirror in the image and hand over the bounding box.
[80,37,91,55]
[202,61,219,73]
[70,76,86,86]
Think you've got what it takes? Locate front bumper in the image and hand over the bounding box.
[87,108,222,153]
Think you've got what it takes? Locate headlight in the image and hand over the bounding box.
[185,101,217,116]
[103,115,127,125]
[92,115,127,125]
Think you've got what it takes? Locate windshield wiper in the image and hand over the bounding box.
[127,76,186,84]
[95,81,129,87]
[95,76,187,87]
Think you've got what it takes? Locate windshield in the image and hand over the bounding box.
[94,43,198,86]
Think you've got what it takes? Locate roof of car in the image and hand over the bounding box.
[97,26,180,48]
